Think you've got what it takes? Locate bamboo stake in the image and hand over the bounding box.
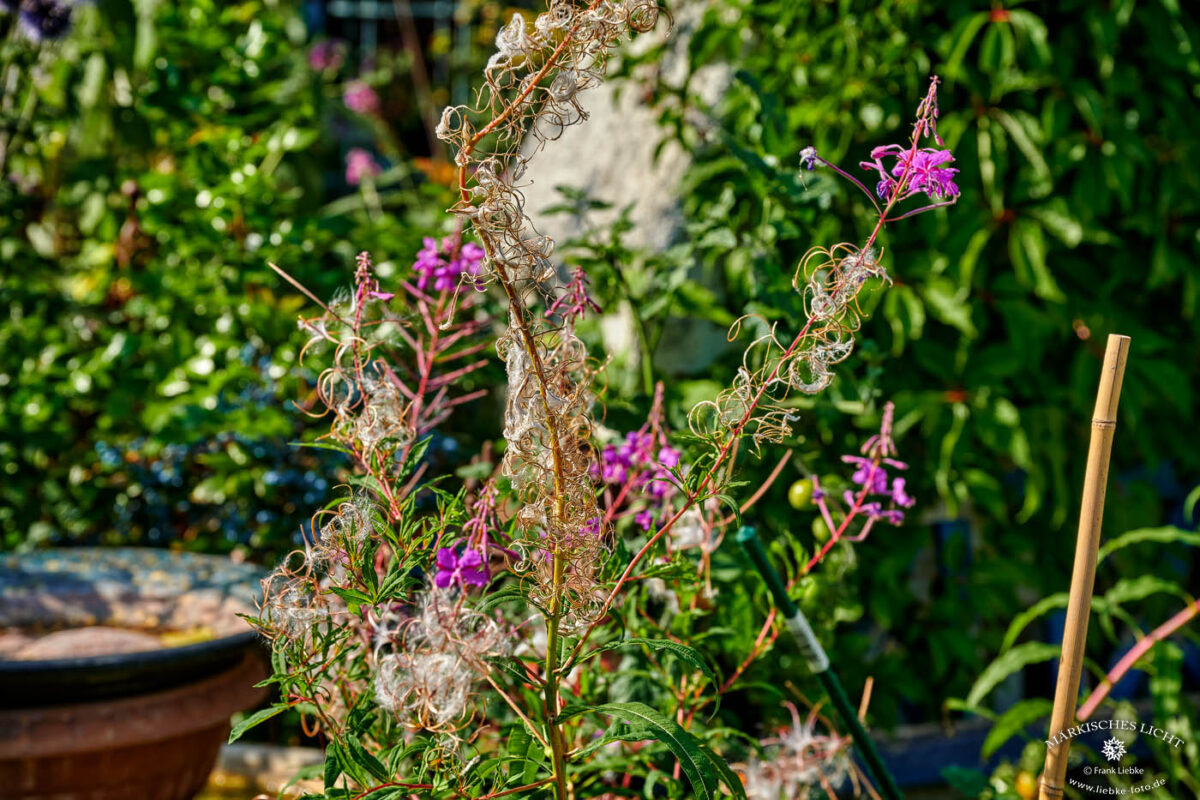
[1039,333,1131,800]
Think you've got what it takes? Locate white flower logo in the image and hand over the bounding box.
[1101,736,1126,763]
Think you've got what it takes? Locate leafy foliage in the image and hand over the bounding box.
[0,0,467,552]
[606,0,1200,724]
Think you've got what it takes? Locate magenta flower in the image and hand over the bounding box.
[890,477,915,508]
[345,148,381,186]
[344,80,380,115]
[434,547,488,589]
[860,144,959,201]
[634,509,655,531]
[842,455,889,494]
[846,403,914,523]
[599,444,627,484]
[413,236,486,292]
[803,77,959,220]
[619,431,655,465]
[658,446,681,469]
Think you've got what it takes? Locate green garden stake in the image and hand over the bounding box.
[737,525,904,800]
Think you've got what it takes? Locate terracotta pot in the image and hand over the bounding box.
[0,653,267,800]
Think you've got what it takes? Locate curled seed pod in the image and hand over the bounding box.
[625,0,661,33]
[435,105,472,146]
[548,70,579,103]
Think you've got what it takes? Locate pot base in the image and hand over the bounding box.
[0,653,266,800]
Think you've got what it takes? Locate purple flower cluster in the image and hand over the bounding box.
[597,430,681,531]
[798,77,959,219]
[838,401,915,526]
[839,455,914,525]
[860,145,960,201]
[413,236,485,292]
[434,547,487,589]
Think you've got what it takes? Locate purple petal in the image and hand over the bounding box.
[458,549,484,569]
[436,548,458,570]
[434,570,454,588]
[460,568,489,587]
[924,149,954,166]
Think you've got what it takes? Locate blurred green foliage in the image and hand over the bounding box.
[0,0,464,552]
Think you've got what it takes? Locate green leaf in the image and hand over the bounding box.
[486,655,537,687]
[328,586,373,613]
[981,698,1052,759]
[501,724,544,786]
[475,585,525,614]
[1103,575,1189,607]
[347,738,391,783]
[992,109,1052,195]
[325,743,343,790]
[1009,218,1064,301]
[563,702,746,799]
[966,642,1061,708]
[228,703,288,744]
[586,638,717,687]
[1000,593,1068,653]
[1098,526,1200,563]
[1028,203,1083,248]
[942,12,990,79]
[920,278,976,337]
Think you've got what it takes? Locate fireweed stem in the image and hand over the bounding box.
[455,0,609,203]
[488,259,572,800]
[452,7,638,793]
[544,555,570,800]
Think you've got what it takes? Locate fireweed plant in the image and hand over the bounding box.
[246,3,960,797]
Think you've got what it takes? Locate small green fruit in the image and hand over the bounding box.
[811,516,830,542]
[787,478,814,509]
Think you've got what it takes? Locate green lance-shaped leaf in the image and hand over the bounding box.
[1000,593,1069,653]
[562,702,747,800]
[1103,575,1191,607]
[966,641,1061,708]
[1098,526,1200,564]
[583,638,717,687]
[981,698,1053,759]
[228,703,288,744]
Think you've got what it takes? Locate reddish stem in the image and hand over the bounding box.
[1077,598,1200,721]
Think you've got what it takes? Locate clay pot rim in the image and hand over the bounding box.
[0,628,259,674]
[0,652,269,759]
